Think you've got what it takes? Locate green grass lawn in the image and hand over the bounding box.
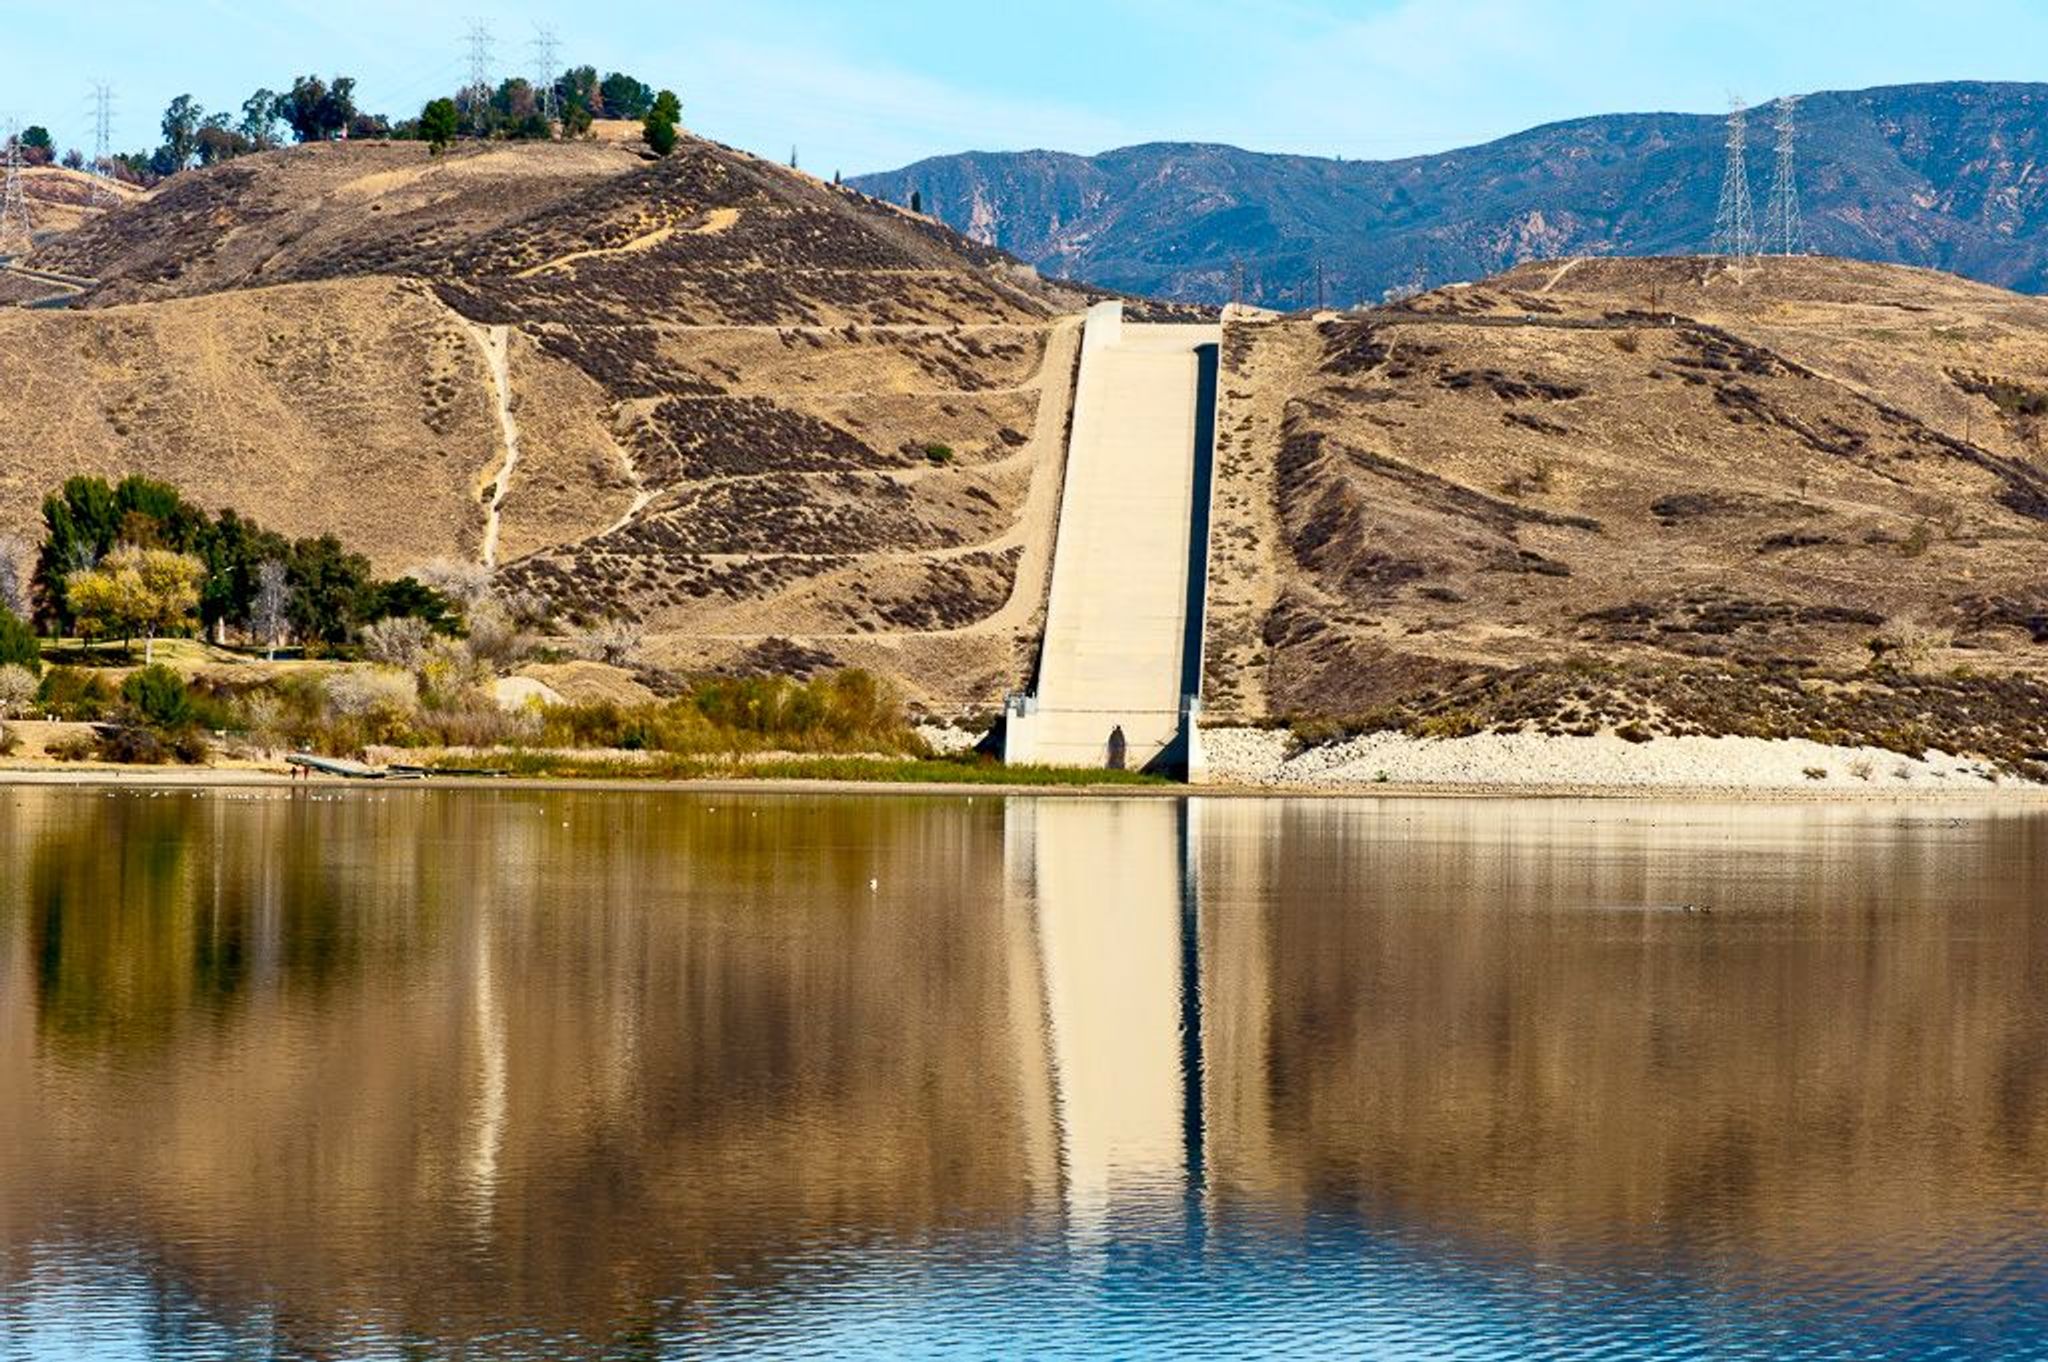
[36,636,330,674]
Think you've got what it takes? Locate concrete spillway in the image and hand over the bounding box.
[1004,304,1220,775]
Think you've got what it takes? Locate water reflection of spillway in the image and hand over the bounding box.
[1007,799,1203,1243]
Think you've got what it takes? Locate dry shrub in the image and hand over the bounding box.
[0,533,29,619]
[1499,458,1555,499]
[1416,708,1483,739]
[690,670,908,749]
[407,558,494,610]
[416,697,537,749]
[47,733,97,762]
[324,669,421,743]
[498,587,553,630]
[239,692,284,749]
[96,726,171,765]
[362,616,435,672]
[0,663,36,719]
[463,598,527,671]
[326,668,418,716]
[418,639,493,704]
[1869,623,1952,674]
[576,617,643,667]
[527,670,917,757]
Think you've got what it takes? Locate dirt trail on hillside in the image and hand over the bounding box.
[508,207,739,281]
[465,320,522,568]
[1536,257,1583,294]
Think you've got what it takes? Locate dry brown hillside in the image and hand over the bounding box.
[30,139,643,305]
[9,137,2048,742]
[0,275,625,567]
[1207,256,2048,767]
[14,165,143,237]
[2,135,1097,704]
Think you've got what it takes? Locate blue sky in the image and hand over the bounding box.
[5,1,2048,175]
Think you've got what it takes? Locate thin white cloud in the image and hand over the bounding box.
[13,0,2048,172]
[658,34,1142,173]
[1089,0,2048,162]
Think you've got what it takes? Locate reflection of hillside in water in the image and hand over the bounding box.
[0,790,1056,1353]
[1197,800,2048,1267]
[1,790,2045,1354]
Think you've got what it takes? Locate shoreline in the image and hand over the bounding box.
[5,764,2048,804]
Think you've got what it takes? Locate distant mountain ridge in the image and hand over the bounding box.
[851,82,2048,304]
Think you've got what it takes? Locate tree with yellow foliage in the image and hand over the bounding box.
[67,545,205,663]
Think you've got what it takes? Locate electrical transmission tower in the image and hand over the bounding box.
[0,122,33,255]
[532,26,560,121]
[464,19,495,104]
[88,83,116,207]
[1764,95,1802,256]
[1711,96,1757,259]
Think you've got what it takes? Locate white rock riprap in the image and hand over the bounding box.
[916,723,987,757]
[1199,726,2021,792]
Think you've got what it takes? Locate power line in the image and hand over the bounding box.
[532,26,560,121]
[362,53,471,122]
[1711,95,1757,259]
[0,121,33,254]
[88,83,116,207]
[464,19,495,102]
[1764,94,1802,256]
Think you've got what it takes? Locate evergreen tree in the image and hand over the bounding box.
[285,535,373,650]
[0,608,39,675]
[19,126,53,166]
[34,476,121,631]
[598,72,655,119]
[421,98,459,153]
[643,90,681,157]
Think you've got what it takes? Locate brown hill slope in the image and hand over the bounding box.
[30,140,643,305]
[3,136,1092,705]
[11,137,2048,739]
[1207,256,2048,760]
[0,275,626,567]
[13,165,143,238]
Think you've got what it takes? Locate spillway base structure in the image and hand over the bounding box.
[1003,303,1220,778]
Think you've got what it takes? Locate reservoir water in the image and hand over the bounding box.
[1,787,2044,1359]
